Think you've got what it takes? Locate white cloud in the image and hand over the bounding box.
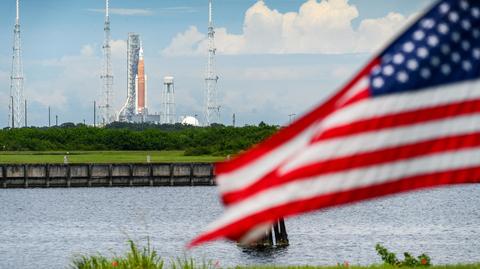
[80,44,95,57]
[158,6,197,14]
[162,0,411,56]
[111,39,127,59]
[88,8,153,16]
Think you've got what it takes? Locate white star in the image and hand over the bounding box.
[427,35,439,47]
[421,19,435,29]
[438,23,449,35]
[441,44,451,55]
[460,0,469,10]
[373,77,384,88]
[430,56,440,67]
[473,7,480,18]
[462,20,471,30]
[393,53,405,64]
[449,12,459,23]
[451,32,461,43]
[441,64,451,75]
[417,47,429,59]
[421,68,431,79]
[451,52,461,63]
[403,42,415,53]
[440,3,450,14]
[397,71,409,83]
[473,48,480,59]
[407,59,418,71]
[382,65,394,76]
[462,61,472,71]
[414,30,425,41]
[462,41,471,51]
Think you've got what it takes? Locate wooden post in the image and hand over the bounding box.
[273,221,281,245]
[108,165,113,187]
[190,164,194,186]
[66,165,71,188]
[149,164,154,187]
[209,164,215,186]
[87,164,92,187]
[45,164,50,188]
[169,164,174,186]
[24,164,28,188]
[277,218,289,246]
[2,165,7,189]
[128,164,133,186]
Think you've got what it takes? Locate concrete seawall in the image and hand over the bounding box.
[0,163,215,188]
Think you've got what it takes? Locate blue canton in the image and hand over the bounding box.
[370,0,480,96]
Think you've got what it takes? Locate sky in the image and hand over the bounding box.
[0,0,436,127]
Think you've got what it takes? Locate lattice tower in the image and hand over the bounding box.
[204,0,220,126]
[9,0,24,128]
[100,0,114,124]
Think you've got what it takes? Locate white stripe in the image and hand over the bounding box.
[322,79,480,131]
[215,77,369,194]
[279,112,480,174]
[206,147,480,233]
[216,123,318,192]
[335,77,369,106]
[220,113,480,193]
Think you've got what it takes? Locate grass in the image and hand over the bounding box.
[0,151,224,164]
[240,264,480,269]
[71,241,480,269]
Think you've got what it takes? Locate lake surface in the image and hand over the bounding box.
[1,185,479,268]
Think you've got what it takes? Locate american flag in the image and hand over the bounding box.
[190,0,480,247]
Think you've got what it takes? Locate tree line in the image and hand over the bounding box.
[0,122,279,156]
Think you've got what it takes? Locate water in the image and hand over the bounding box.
[1,185,480,269]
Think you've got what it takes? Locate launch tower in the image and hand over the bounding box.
[119,33,141,122]
[204,0,220,126]
[100,0,114,124]
[9,0,25,128]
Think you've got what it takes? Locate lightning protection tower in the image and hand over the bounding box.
[9,0,25,128]
[204,0,220,126]
[162,76,176,124]
[100,0,114,124]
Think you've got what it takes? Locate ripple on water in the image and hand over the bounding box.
[0,185,480,268]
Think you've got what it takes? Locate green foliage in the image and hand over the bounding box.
[375,244,431,267]
[71,240,164,269]
[0,123,279,156]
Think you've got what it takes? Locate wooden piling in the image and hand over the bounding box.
[243,218,289,248]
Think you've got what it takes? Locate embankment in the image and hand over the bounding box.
[0,163,214,188]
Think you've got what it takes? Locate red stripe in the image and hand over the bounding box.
[190,167,480,247]
[314,98,480,142]
[337,88,370,108]
[222,133,480,205]
[215,59,380,175]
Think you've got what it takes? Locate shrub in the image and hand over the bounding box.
[375,243,431,267]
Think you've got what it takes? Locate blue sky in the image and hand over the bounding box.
[0,0,435,127]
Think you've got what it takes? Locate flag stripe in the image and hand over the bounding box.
[215,59,380,175]
[219,113,480,193]
[216,79,480,192]
[191,165,480,247]
[320,79,480,133]
[212,147,480,234]
[223,131,480,205]
[316,98,480,141]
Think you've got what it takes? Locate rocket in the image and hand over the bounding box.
[135,44,147,114]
